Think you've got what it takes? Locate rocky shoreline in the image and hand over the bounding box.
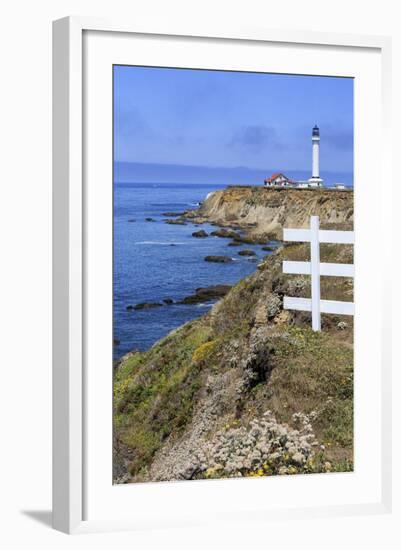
[125,284,234,311]
[182,185,354,240]
[122,190,288,317]
[120,186,354,330]
[148,185,354,245]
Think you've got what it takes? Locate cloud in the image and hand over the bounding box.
[323,127,353,151]
[228,125,281,153]
[114,105,154,139]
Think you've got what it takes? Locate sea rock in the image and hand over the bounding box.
[127,302,163,310]
[227,241,242,247]
[178,285,232,304]
[238,249,256,256]
[164,219,187,225]
[210,228,241,239]
[162,211,186,217]
[145,217,156,222]
[204,255,233,263]
[163,298,174,304]
[192,230,208,238]
[128,219,136,223]
[113,338,120,346]
[262,245,275,252]
[233,235,268,245]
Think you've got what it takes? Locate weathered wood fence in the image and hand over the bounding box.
[283,216,354,331]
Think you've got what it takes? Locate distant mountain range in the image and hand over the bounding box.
[114,161,354,187]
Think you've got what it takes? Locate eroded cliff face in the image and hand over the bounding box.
[185,186,353,239]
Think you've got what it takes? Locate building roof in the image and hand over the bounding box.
[264,172,297,185]
[265,172,287,183]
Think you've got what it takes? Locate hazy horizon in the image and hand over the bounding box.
[114,160,354,187]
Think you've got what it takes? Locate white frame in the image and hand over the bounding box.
[52,16,392,534]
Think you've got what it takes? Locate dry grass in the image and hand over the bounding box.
[114,240,354,479]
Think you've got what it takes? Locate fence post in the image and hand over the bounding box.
[283,216,354,326]
[310,216,321,331]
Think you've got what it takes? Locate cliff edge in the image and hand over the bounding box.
[184,186,353,239]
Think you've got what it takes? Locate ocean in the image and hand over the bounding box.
[113,182,278,358]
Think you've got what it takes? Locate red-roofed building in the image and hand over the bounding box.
[264,173,295,187]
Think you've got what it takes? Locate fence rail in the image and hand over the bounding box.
[283,261,354,278]
[283,297,355,316]
[282,216,354,331]
[283,228,355,244]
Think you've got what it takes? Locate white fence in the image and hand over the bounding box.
[283,216,354,331]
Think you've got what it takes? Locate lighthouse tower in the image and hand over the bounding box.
[308,125,324,188]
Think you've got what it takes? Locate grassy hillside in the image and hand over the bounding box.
[114,241,353,483]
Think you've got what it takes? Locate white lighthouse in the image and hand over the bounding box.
[308,125,324,188]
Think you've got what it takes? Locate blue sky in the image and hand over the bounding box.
[114,65,353,184]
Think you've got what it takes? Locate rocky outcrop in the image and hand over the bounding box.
[178,285,232,304]
[238,249,256,256]
[210,228,241,239]
[150,411,319,481]
[164,219,187,225]
[184,186,353,239]
[204,255,233,263]
[162,211,186,217]
[192,230,208,238]
[127,302,163,311]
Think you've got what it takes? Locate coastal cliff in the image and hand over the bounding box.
[184,186,353,239]
[114,239,354,483]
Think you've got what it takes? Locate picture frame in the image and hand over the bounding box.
[52,16,392,534]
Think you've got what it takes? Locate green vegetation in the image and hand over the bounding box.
[114,323,213,475]
[114,239,354,481]
[248,325,353,465]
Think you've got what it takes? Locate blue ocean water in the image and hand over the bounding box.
[113,182,277,358]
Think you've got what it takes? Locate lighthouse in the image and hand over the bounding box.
[308,125,324,187]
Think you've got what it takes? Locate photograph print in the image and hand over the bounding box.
[113,66,354,484]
